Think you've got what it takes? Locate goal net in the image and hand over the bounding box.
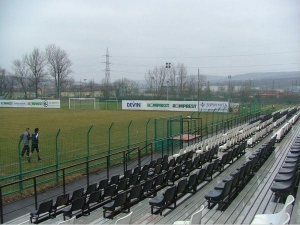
[105,97,118,110]
[69,98,97,109]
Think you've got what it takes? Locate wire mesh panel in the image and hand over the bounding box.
[154,115,182,152]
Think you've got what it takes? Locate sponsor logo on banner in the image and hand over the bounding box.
[0,100,60,108]
[28,101,43,106]
[173,104,197,109]
[147,103,170,108]
[122,100,229,112]
[1,101,13,105]
[126,102,142,108]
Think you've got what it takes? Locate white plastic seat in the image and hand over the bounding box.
[173,149,185,158]
[220,139,230,151]
[250,195,294,225]
[115,211,133,224]
[57,216,76,225]
[251,212,290,225]
[173,205,204,225]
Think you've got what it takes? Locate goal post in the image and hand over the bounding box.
[105,97,118,110]
[69,98,97,109]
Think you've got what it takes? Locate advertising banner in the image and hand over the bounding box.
[0,100,60,108]
[122,100,229,112]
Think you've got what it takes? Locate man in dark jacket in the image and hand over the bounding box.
[28,128,42,162]
[20,128,30,159]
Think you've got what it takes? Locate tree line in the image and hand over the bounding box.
[1,45,72,99]
[0,46,211,100]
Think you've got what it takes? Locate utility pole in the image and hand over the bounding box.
[198,69,200,117]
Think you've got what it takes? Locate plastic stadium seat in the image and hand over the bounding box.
[173,205,204,225]
[250,195,294,225]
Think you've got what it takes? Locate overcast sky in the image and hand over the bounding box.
[0,0,299,83]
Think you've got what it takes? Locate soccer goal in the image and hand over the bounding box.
[69,98,97,109]
[105,97,119,110]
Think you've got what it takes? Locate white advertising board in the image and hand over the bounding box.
[0,100,60,108]
[122,100,229,112]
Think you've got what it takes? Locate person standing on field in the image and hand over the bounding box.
[20,128,31,159]
[28,128,42,162]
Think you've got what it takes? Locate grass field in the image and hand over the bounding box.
[0,106,200,184]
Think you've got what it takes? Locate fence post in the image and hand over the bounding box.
[62,169,66,195]
[196,110,202,137]
[167,118,171,155]
[0,187,3,224]
[145,118,151,155]
[123,151,126,173]
[34,177,38,210]
[205,109,210,137]
[55,129,61,183]
[211,108,216,136]
[86,161,89,186]
[154,118,157,153]
[87,125,93,162]
[151,142,153,161]
[106,156,110,180]
[108,123,114,167]
[127,121,132,160]
[18,138,23,192]
[138,147,141,167]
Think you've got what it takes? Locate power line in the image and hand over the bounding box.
[112,50,300,59]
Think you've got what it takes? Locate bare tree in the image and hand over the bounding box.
[86,79,96,97]
[46,44,73,99]
[25,48,47,98]
[0,67,15,98]
[113,78,139,97]
[176,63,188,99]
[100,78,114,99]
[168,65,177,97]
[198,74,207,99]
[12,58,30,99]
[185,75,197,99]
[144,66,166,98]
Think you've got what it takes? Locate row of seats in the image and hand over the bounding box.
[29,182,103,223]
[219,121,266,151]
[205,136,276,210]
[271,136,300,202]
[100,150,207,218]
[272,111,300,143]
[150,108,298,216]
[174,119,259,159]
[246,110,291,148]
[247,122,274,147]
[148,140,248,215]
[203,108,299,211]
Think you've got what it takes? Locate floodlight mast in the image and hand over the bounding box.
[166,62,171,101]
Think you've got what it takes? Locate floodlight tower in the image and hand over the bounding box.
[166,62,171,100]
